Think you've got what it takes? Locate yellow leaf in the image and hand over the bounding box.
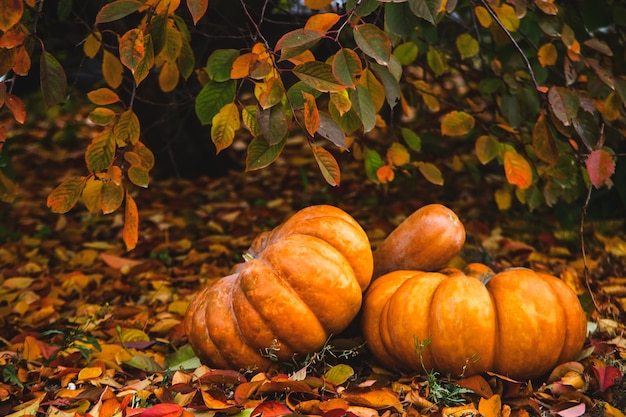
[494,4,520,32]
[87,88,120,105]
[456,33,479,59]
[102,49,124,89]
[387,142,410,167]
[329,90,352,116]
[412,80,440,112]
[504,150,533,190]
[538,43,557,66]
[84,32,102,58]
[82,177,103,214]
[474,6,492,28]
[304,0,332,10]
[211,102,240,154]
[441,110,475,136]
[494,187,512,210]
[359,68,385,112]
[78,367,103,381]
[119,328,150,344]
[159,60,180,92]
[478,395,502,417]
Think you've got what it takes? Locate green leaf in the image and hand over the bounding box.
[312,145,341,186]
[332,48,362,87]
[178,37,195,79]
[123,354,165,372]
[385,2,422,38]
[133,141,155,170]
[88,107,116,126]
[162,25,182,62]
[426,46,446,76]
[119,28,145,73]
[133,33,154,85]
[40,51,67,107]
[408,0,442,25]
[207,49,239,82]
[242,105,261,136]
[246,136,286,171]
[324,364,354,385]
[287,81,322,109]
[275,28,324,61]
[350,84,376,133]
[548,86,579,127]
[47,177,86,213]
[86,130,115,172]
[113,109,140,146]
[128,165,150,188]
[401,128,421,152]
[195,80,236,125]
[293,61,345,92]
[95,0,143,24]
[572,108,600,151]
[166,344,202,371]
[364,147,385,183]
[353,23,392,65]
[256,104,288,145]
[393,42,418,65]
[371,63,401,108]
[475,135,501,165]
[456,33,479,59]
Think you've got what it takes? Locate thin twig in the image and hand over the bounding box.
[476,0,541,91]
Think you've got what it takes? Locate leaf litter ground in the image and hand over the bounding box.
[1,118,626,417]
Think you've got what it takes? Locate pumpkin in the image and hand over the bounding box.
[362,265,587,380]
[184,204,373,371]
[373,204,465,278]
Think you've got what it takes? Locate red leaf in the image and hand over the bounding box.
[251,400,292,417]
[585,149,615,188]
[592,365,622,392]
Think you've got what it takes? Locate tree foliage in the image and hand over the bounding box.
[1,0,625,249]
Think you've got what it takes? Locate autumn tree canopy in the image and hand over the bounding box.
[1,0,626,249]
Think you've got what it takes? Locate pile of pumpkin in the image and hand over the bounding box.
[184,204,587,381]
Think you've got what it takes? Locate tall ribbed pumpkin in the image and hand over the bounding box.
[362,266,587,380]
[185,205,373,370]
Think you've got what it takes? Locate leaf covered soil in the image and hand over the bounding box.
[1,117,626,417]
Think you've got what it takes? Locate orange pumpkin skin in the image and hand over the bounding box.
[372,204,466,278]
[185,205,373,370]
[362,266,587,380]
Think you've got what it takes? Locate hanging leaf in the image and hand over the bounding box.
[158,60,179,92]
[87,88,120,105]
[133,33,154,85]
[89,107,116,126]
[86,130,115,172]
[475,135,501,164]
[364,147,386,183]
[293,61,345,92]
[5,93,26,124]
[246,136,286,171]
[585,149,615,189]
[207,49,239,82]
[40,51,67,107]
[312,145,341,186]
[211,102,240,154]
[101,182,124,214]
[493,4,520,32]
[96,0,143,24]
[304,12,340,33]
[161,25,182,63]
[359,68,385,112]
[332,48,362,87]
[102,49,124,89]
[393,42,418,65]
[47,177,87,213]
[353,23,392,65]
[133,141,155,169]
[195,80,236,125]
[474,6,492,27]
[370,63,401,108]
[412,80,440,112]
[187,0,208,25]
[538,43,557,67]
[242,105,261,137]
[304,0,332,10]
[0,0,23,32]
[572,108,600,151]
[119,28,145,73]
[416,161,444,185]
[387,142,410,166]
[123,192,139,251]
[303,91,320,137]
[532,112,559,166]
[350,84,376,133]
[441,110,475,136]
[318,112,346,148]
[456,33,479,59]
[82,178,103,214]
[128,165,150,188]
[548,86,579,127]
[256,105,288,146]
[426,46,446,76]
[401,128,421,151]
[275,28,323,62]
[408,0,442,25]
[257,77,284,110]
[377,164,395,183]
[504,149,533,190]
[113,109,140,146]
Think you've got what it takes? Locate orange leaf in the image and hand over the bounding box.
[158,60,180,92]
[441,110,475,136]
[503,149,533,190]
[230,52,253,79]
[386,142,410,167]
[340,387,403,412]
[312,145,340,186]
[0,0,23,32]
[5,93,26,123]
[123,192,139,251]
[304,0,332,10]
[538,43,557,67]
[304,12,340,33]
[478,394,502,417]
[78,367,103,380]
[303,91,320,136]
[47,176,87,213]
[13,46,31,76]
[84,32,102,58]
[103,49,124,89]
[186,0,208,24]
[376,165,395,183]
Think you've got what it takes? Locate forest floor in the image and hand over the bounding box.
[1,113,626,417]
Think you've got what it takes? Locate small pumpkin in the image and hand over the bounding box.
[185,204,373,371]
[373,204,465,278]
[362,265,587,380]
